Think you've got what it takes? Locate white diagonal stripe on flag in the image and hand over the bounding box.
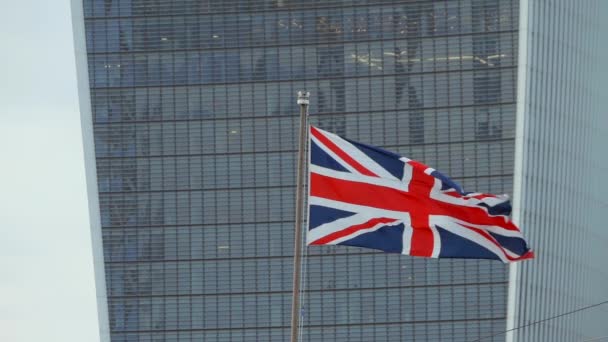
[310,165,408,192]
[311,135,360,175]
[309,196,411,222]
[315,128,400,181]
[308,212,402,245]
[327,219,403,246]
[430,216,510,263]
[444,217,524,238]
[307,213,372,245]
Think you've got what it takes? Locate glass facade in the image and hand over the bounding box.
[81,0,519,341]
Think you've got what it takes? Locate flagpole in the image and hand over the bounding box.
[290,90,310,342]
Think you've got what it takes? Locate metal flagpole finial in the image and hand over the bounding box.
[297,91,310,105]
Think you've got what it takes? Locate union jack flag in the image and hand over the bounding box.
[307,126,533,263]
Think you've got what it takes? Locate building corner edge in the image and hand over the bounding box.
[506,0,529,341]
[70,0,111,341]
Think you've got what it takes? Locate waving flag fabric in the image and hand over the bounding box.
[307,126,533,263]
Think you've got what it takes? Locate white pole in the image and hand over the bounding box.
[289,91,310,342]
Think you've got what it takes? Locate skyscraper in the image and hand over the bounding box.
[506,1,608,341]
[71,0,607,341]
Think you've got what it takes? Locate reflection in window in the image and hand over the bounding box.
[408,86,425,144]
[475,120,503,140]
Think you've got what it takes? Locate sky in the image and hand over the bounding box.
[0,1,102,341]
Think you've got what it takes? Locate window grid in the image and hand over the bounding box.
[83,0,518,341]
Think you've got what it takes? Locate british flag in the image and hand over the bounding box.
[307,126,533,263]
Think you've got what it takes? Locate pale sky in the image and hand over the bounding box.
[0,1,101,341]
